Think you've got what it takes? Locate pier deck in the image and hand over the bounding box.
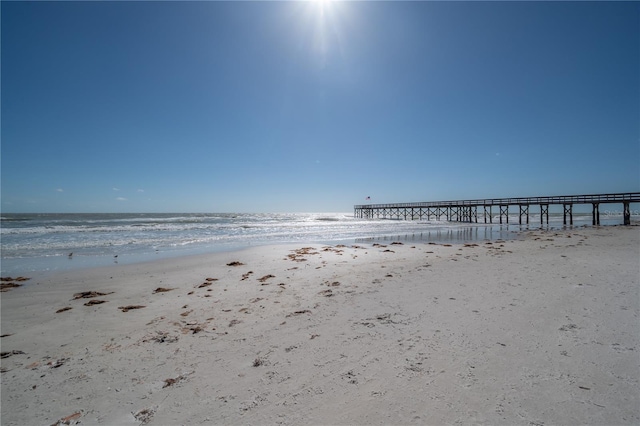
[354,192,640,226]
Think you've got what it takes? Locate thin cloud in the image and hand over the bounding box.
[113,187,120,191]
[137,189,144,193]
[116,197,127,201]
[56,188,64,192]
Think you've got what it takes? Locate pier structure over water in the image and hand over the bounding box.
[354,192,640,226]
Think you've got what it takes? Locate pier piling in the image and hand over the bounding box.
[624,202,631,225]
[484,205,492,224]
[540,204,549,225]
[500,205,509,224]
[519,205,529,225]
[592,203,600,226]
[563,204,573,225]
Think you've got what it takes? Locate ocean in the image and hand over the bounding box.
[0,211,627,275]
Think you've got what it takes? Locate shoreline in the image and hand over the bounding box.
[2,220,635,278]
[2,225,639,425]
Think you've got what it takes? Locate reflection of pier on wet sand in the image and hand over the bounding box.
[354,192,640,226]
[355,226,517,246]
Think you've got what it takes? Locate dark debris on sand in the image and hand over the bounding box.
[0,276,30,292]
[73,291,113,300]
[84,299,107,306]
[118,305,146,312]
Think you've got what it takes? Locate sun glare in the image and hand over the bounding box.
[295,0,350,69]
[308,0,334,15]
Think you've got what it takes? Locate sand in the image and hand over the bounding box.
[1,226,639,425]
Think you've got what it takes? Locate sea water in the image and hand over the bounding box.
[0,211,627,275]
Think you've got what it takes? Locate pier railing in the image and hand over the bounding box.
[354,192,640,226]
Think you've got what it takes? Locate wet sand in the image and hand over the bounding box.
[1,226,638,425]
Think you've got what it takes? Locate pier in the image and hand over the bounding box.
[354,192,640,226]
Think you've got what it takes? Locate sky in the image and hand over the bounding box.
[1,1,638,213]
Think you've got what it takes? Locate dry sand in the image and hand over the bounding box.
[1,226,638,425]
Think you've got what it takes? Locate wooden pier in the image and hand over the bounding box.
[354,192,640,226]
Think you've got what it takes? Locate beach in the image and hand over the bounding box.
[1,225,638,425]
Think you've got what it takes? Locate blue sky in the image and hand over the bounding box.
[2,1,638,213]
